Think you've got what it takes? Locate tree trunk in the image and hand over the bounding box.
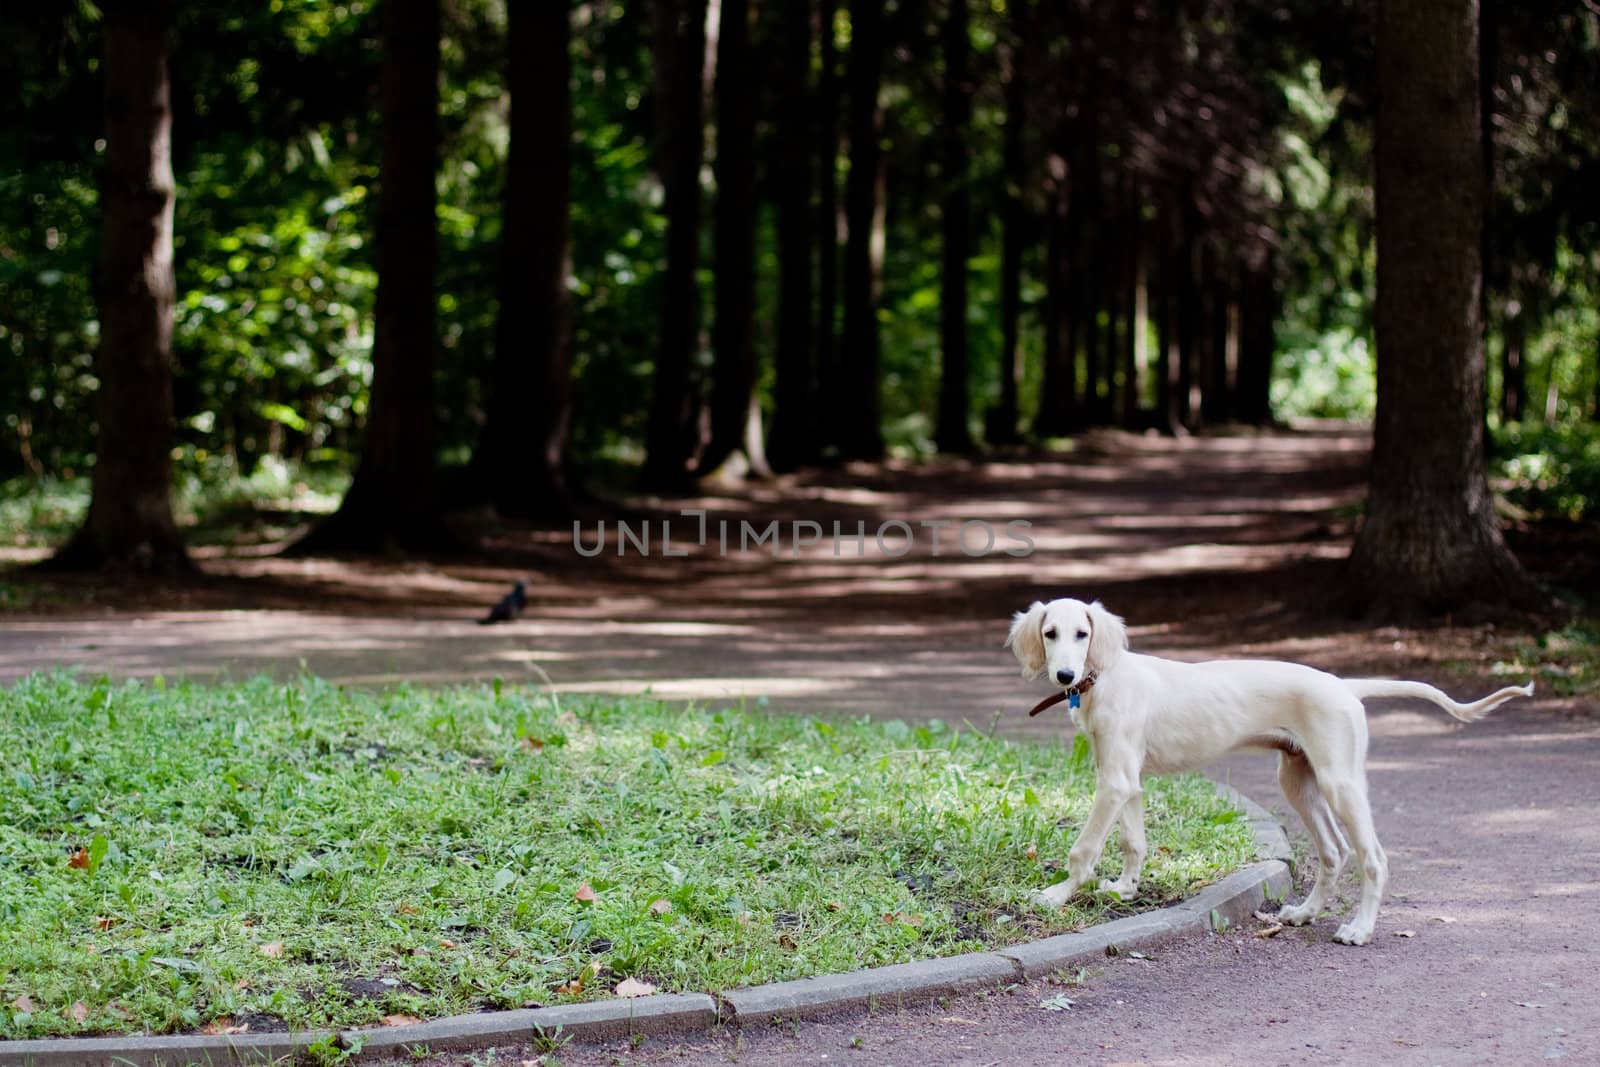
[1345,0,1534,617]
[987,0,1028,446]
[1155,205,1183,435]
[814,0,842,456]
[766,0,815,472]
[1201,249,1234,424]
[51,0,191,575]
[1033,146,1077,437]
[1500,302,1525,423]
[935,0,975,454]
[292,0,448,553]
[1175,203,1199,429]
[838,0,886,460]
[475,0,573,519]
[701,0,767,480]
[1119,199,1144,426]
[1078,148,1109,426]
[1234,252,1277,425]
[642,0,709,488]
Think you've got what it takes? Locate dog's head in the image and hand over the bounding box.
[1005,598,1127,687]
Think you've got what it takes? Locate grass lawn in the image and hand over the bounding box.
[0,674,1253,1039]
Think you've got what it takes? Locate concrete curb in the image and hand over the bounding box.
[0,779,1289,1065]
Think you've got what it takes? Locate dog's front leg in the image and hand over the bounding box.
[1099,790,1146,899]
[1032,767,1139,908]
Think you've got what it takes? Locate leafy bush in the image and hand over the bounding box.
[1493,421,1600,522]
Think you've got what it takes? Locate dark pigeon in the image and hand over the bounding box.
[478,580,527,625]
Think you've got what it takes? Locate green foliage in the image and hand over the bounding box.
[0,675,1252,1038]
[1494,421,1600,523]
[1489,621,1600,698]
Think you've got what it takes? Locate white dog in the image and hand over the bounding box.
[1006,597,1533,945]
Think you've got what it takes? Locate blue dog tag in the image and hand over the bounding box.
[1069,691,1081,710]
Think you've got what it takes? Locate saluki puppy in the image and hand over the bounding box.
[1006,598,1533,945]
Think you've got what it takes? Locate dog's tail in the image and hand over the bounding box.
[1342,678,1534,722]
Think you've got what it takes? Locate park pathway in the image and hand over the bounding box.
[3,425,1595,1065]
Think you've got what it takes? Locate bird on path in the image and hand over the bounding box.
[478,580,527,625]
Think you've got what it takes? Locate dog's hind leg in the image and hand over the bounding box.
[1098,790,1146,899]
[1274,750,1350,926]
[1320,773,1388,946]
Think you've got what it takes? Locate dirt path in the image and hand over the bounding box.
[4,425,1596,1065]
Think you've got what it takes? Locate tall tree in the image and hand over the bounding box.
[766,0,816,471]
[814,0,843,456]
[643,0,709,487]
[934,0,975,454]
[703,0,769,479]
[294,0,445,553]
[1345,0,1533,616]
[475,0,574,517]
[838,0,886,460]
[51,0,190,574]
[987,0,1029,446]
[1033,141,1077,437]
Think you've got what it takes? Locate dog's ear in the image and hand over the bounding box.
[1085,600,1127,674]
[1006,601,1048,679]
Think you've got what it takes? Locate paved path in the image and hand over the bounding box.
[4,427,1595,1065]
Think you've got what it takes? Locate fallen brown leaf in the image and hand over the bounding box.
[10,995,36,1013]
[66,1001,89,1023]
[824,901,842,912]
[1026,844,1038,861]
[67,848,90,870]
[574,883,598,903]
[1252,924,1284,939]
[555,979,583,996]
[439,939,458,949]
[520,736,545,753]
[396,903,419,916]
[614,977,657,998]
[259,941,284,958]
[381,1014,422,1027]
[202,1017,241,1035]
[94,916,118,931]
[649,898,673,915]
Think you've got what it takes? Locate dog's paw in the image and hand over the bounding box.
[1332,922,1373,946]
[1276,902,1318,926]
[1097,878,1138,900]
[1029,883,1076,909]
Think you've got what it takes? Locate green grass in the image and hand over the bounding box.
[0,675,1253,1039]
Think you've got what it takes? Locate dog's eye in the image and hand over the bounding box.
[1042,628,1057,641]
[1075,630,1089,640]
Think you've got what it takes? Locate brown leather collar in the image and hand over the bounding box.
[1027,672,1097,717]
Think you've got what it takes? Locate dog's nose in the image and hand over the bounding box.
[1055,668,1076,686]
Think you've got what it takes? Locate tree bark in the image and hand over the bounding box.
[51,0,191,575]
[642,0,710,488]
[1345,0,1534,617]
[1119,199,1144,426]
[1175,203,1199,429]
[701,0,768,480]
[814,0,842,456]
[475,0,573,518]
[292,0,449,553]
[1033,146,1077,437]
[987,0,1029,446]
[766,0,816,472]
[1234,252,1277,425]
[934,0,975,454]
[1500,302,1525,423]
[838,0,886,460]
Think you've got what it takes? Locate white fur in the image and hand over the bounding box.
[1005,597,1534,945]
